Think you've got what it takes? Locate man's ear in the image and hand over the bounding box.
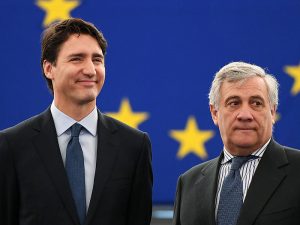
[43,60,54,79]
[271,105,277,124]
[210,104,218,126]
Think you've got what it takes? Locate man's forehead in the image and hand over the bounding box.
[224,95,265,100]
[220,78,268,99]
[222,77,267,90]
[58,34,103,55]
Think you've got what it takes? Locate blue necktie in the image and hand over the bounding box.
[217,155,256,225]
[65,123,86,225]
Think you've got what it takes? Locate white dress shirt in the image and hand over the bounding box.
[215,139,271,216]
[50,102,98,210]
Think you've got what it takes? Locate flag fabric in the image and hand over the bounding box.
[1,0,300,203]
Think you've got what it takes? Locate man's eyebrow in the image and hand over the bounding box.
[224,96,240,103]
[67,53,104,58]
[250,95,264,99]
[67,53,85,58]
[249,95,265,101]
[92,53,104,58]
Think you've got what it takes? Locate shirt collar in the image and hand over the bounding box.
[50,102,98,137]
[221,138,271,164]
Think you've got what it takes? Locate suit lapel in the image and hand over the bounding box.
[32,109,80,225]
[85,112,119,225]
[238,140,288,225]
[194,156,221,225]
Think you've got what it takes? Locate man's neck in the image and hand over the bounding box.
[224,139,271,157]
[54,99,96,121]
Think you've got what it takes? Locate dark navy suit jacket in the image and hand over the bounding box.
[0,108,153,225]
[173,139,300,225]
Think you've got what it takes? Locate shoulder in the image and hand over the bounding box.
[282,145,300,161]
[265,139,300,170]
[268,139,300,158]
[99,112,151,148]
[99,113,152,167]
[180,157,219,183]
[100,112,148,138]
[0,109,50,143]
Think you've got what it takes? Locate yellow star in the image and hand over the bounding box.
[284,64,300,95]
[169,116,214,159]
[36,0,80,27]
[106,98,149,129]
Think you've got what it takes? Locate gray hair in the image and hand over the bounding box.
[208,62,279,110]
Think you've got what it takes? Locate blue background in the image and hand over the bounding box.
[1,0,300,204]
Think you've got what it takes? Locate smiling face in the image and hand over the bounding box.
[43,34,105,110]
[210,76,276,156]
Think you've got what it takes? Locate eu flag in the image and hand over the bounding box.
[1,0,300,205]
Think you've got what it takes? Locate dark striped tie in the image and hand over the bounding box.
[65,123,86,225]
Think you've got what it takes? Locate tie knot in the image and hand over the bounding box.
[230,155,257,171]
[70,123,82,137]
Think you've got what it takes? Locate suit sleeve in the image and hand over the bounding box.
[127,133,153,225]
[173,175,182,225]
[0,133,19,225]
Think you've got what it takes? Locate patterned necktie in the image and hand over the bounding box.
[217,155,256,225]
[65,123,86,225]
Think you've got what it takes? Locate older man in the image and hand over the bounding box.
[173,62,300,225]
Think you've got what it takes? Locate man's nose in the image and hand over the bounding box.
[82,60,96,76]
[236,106,254,121]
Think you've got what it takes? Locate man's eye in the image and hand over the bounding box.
[70,57,81,61]
[252,101,263,106]
[93,58,103,63]
[70,56,83,62]
[228,101,239,106]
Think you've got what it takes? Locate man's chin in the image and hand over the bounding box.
[235,141,262,152]
[226,141,260,155]
[76,95,97,106]
[230,136,259,148]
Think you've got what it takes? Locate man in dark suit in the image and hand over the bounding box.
[173,62,300,225]
[0,18,152,225]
